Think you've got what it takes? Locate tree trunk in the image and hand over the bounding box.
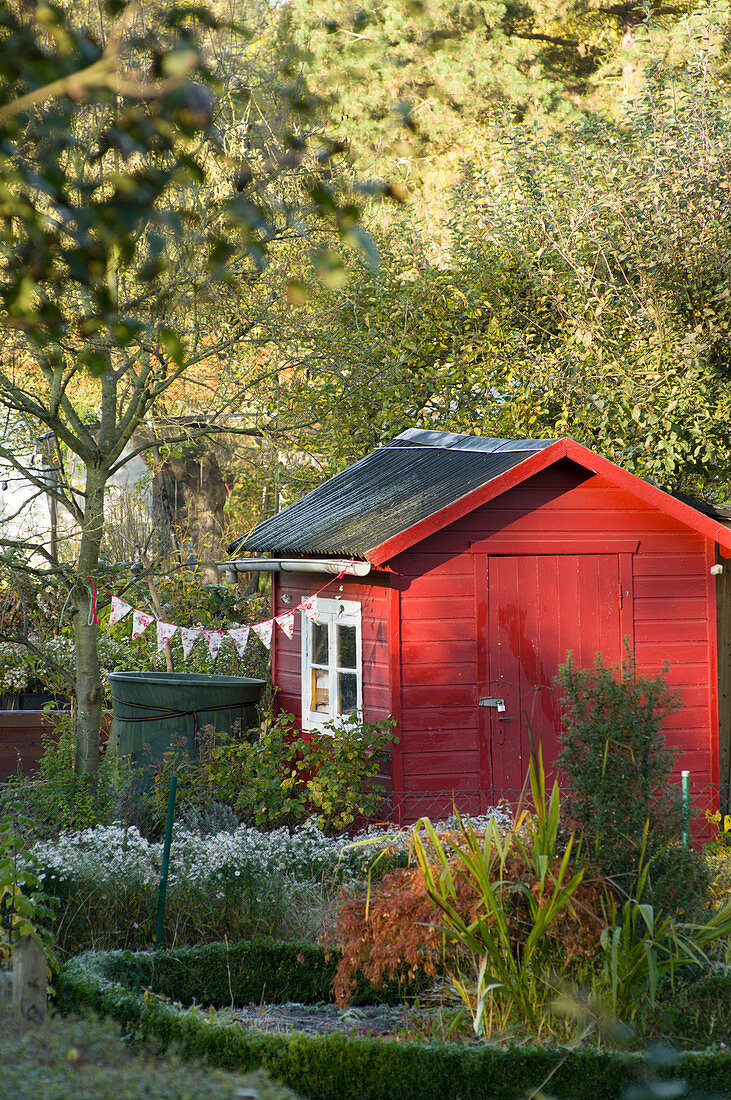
[74,463,105,776]
[161,446,228,583]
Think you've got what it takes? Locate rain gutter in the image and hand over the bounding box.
[219,557,372,584]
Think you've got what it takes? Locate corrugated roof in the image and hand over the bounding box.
[231,430,557,559]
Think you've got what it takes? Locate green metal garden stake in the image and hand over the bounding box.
[681,769,690,848]
[154,773,177,951]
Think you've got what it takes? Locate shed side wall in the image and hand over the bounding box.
[271,572,391,728]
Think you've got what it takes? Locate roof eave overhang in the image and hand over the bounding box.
[365,437,731,565]
[218,556,373,581]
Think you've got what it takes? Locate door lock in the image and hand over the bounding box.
[479,697,506,712]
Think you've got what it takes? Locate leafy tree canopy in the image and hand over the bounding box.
[0,0,382,772]
[286,0,725,178]
[273,61,731,502]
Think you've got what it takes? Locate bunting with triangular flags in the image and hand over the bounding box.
[229,626,250,657]
[106,562,357,662]
[156,621,178,651]
[180,627,202,659]
[275,612,295,639]
[131,610,154,640]
[109,596,133,627]
[203,629,226,660]
[252,620,273,650]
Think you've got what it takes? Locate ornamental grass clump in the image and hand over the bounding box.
[597,826,731,1026]
[412,753,601,1039]
[332,759,605,1040]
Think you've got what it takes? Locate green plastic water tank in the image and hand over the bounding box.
[108,672,266,778]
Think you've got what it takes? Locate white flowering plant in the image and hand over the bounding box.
[29,809,512,956]
[0,633,130,700]
[0,635,74,697]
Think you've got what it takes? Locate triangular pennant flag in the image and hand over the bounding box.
[203,629,226,660]
[157,621,178,651]
[131,609,154,640]
[252,619,273,650]
[299,595,320,623]
[109,596,133,627]
[275,612,295,639]
[180,626,202,660]
[229,626,250,657]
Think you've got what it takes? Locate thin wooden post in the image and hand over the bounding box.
[139,547,175,673]
[12,935,47,1016]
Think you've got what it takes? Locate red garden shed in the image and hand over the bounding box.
[223,430,731,825]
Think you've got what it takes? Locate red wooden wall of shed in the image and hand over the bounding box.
[390,458,718,826]
[271,571,392,730]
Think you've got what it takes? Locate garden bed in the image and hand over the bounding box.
[56,943,731,1100]
[214,1002,411,1039]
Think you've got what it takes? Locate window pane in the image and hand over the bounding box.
[338,672,357,714]
[312,669,329,713]
[312,622,329,665]
[337,624,356,669]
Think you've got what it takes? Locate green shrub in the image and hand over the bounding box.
[557,649,683,881]
[648,844,711,920]
[156,711,397,834]
[3,717,137,840]
[595,837,731,1026]
[707,847,731,909]
[653,968,731,1048]
[0,812,56,966]
[98,938,426,1007]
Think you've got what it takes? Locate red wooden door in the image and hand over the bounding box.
[478,553,631,802]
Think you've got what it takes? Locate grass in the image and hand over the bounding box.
[0,1005,302,1100]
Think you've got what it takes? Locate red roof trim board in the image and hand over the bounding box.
[365,437,731,566]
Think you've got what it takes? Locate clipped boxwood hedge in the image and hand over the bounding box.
[99,937,425,1007]
[56,944,731,1100]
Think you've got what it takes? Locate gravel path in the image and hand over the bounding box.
[217,1002,412,1039]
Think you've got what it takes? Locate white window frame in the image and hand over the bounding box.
[301,597,362,732]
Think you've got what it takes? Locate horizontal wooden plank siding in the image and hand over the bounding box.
[395,541,480,821]
[271,572,391,728]
[0,711,111,779]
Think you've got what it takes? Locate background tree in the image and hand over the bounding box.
[263,49,731,503]
[285,0,727,181]
[0,0,377,773]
